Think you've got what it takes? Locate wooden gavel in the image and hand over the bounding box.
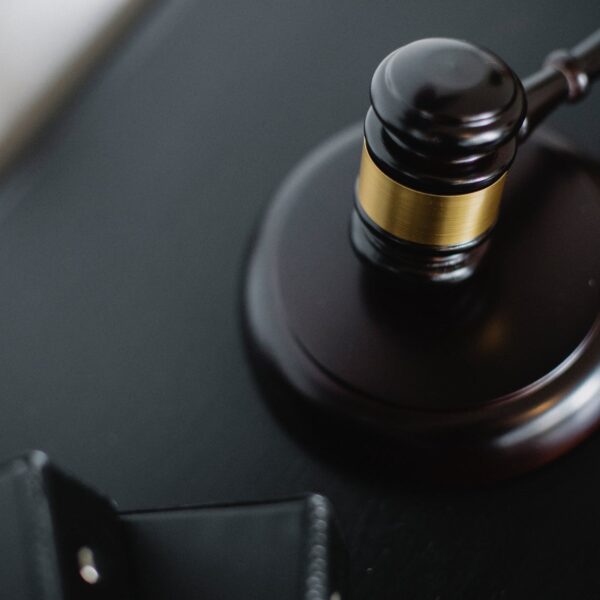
[352,30,600,283]
[244,28,600,479]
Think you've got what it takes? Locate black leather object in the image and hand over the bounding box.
[0,452,345,600]
[0,452,133,600]
[122,496,345,600]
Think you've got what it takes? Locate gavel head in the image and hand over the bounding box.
[351,38,527,283]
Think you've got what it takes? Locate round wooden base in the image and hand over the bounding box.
[244,124,600,480]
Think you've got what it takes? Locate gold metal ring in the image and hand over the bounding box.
[357,142,506,247]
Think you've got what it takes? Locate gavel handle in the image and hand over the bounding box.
[519,29,600,141]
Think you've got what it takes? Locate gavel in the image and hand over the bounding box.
[352,31,600,283]
[244,28,600,479]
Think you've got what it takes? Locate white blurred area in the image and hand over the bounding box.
[0,0,147,172]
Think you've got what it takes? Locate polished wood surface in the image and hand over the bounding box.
[365,38,525,194]
[522,29,600,138]
[245,125,600,478]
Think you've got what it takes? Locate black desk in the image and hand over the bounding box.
[0,1,599,598]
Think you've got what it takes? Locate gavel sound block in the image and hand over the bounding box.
[244,32,600,479]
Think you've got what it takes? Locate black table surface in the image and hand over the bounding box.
[1,1,600,598]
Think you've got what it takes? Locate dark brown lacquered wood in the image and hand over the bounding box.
[366,38,526,194]
[357,31,600,284]
[521,30,600,140]
[365,31,600,194]
[244,125,600,480]
[358,37,525,283]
